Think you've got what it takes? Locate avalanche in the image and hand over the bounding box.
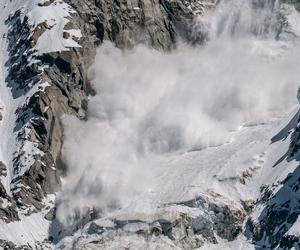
[1,0,300,249]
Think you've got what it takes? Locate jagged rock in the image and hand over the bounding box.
[151,221,162,236]
[38,0,55,7]
[180,196,246,241]
[62,32,70,39]
[0,161,6,176]
[45,207,56,221]
[30,21,49,48]
[241,199,256,214]
[65,0,216,51]
[87,222,106,235]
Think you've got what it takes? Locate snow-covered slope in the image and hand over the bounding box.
[56,107,299,249]
[1,0,300,249]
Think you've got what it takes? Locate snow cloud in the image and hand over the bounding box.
[56,36,300,224]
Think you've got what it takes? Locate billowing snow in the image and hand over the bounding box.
[57,0,300,248]
[59,34,300,220]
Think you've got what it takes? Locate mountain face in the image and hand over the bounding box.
[0,0,300,249]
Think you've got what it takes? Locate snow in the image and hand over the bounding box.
[15,140,45,177]
[287,216,300,236]
[199,237,255,250]
[0,212,51,245]
[65,29,82,39]
[0,198,11,210]
[95,107,299,216]
[56,0,300,247]
[56,106,300,249]
[22,0,82,54]
[0,194,55,246]
[103,204,207,224]
[0,0,300,248]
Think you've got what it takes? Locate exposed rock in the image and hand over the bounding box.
[44,207,56,221]
[0,161,6,177]
[38,0,55,7]
[64,0,216,51]
[30,21,49,48]
[179,196,246,241]
[62,32,70,39]
[0,238,52,250]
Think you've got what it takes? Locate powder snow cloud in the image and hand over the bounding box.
[56,35,300,224]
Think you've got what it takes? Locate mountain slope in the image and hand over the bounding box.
[0,0,300,249]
